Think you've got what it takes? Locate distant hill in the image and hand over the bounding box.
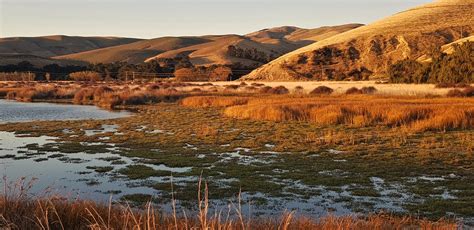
[55,37,211,64]
[0,35,140,58]
[145,24,362,67]
[0,35,140,67]
[0,54,86,67]
[243,0,474,81]
[53,24,361,67]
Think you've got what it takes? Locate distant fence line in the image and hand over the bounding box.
[0,69,253,82]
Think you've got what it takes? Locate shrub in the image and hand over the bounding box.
[361,86,377,94]
[259,86,273,94]
[224,85,240,90]
[346,87,363,94]
[309,86,333,95]
[69,71,102,81]
[435,83,470,88]
[447,89,468,97]
[251,83,265,87]
[293,86,305,94]
[463,87,474,97]
[209,66,232,81]
[268,86,289,95]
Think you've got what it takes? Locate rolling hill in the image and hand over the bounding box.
[243,0,474,81]
[55,24,361,67]
[0,35,140,57]
[145,24,362,67]
[55,37,211,64]
[0,54,86,67]
[0,35,140,67]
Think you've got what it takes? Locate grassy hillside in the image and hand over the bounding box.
[55,37,211,64]
[243,0,474,81]
[146,24,362,67]
[55,24,361,67]
[0,35,140,57]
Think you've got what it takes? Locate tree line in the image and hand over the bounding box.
[0,56,254,81]
[388,42,473,84]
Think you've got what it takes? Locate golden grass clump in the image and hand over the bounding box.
[181,96,249,108]
[224,96,474,132]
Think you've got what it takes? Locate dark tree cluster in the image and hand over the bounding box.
[388,42,474,84]
[227,45,276,63]
[0,61,86,80]
[0,55,257,81]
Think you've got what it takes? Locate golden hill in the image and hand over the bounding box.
[145,24,361,67]
[0,35,140,57]
[55,37,210,64]
[0,54,86,67]
[243,0,474,81]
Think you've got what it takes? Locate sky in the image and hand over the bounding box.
[0,0,433,38]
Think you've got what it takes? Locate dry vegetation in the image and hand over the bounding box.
[3,82,473,133]
[0,178,457,230]
[183,95,474,133]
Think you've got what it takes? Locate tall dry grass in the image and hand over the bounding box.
[0,177,458,230]
[219,95,474,132]
[181,96,249,108]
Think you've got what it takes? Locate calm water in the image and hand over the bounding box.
[0,100,130,124]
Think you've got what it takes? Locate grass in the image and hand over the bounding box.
[2,81,474,224]
[211,95,474,132]
[181,96,249,108]
[0,177,458,229]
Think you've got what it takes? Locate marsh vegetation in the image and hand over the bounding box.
[0,81,473,228]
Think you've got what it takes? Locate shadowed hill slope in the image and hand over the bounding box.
[0,35,140,57]
[243,0,474,81]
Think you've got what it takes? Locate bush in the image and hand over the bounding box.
[69,71,102,81]
[293,86,305,94]
[447,89,466,97]
[209,66,232,81]
[259,86,273,94]
[435,83,470,88]
[174,68,200,82]
[224,85,240,90]
[268,86,289,95]
[309,86,333,95]
[345,87,363,94]
[361,86,377,94]
[463,87,474,97]
[251,83,265,87]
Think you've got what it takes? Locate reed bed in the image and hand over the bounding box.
[180,95,474,133]
[0,178,458,230]
[181,96,250,108]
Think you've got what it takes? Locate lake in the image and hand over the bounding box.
[0,99,130,124]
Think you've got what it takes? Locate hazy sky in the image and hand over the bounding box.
[0,0,433,38]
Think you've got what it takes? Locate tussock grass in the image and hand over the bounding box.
[181,96,249,108]
[222,95,474,132]
[0,177,458,229]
